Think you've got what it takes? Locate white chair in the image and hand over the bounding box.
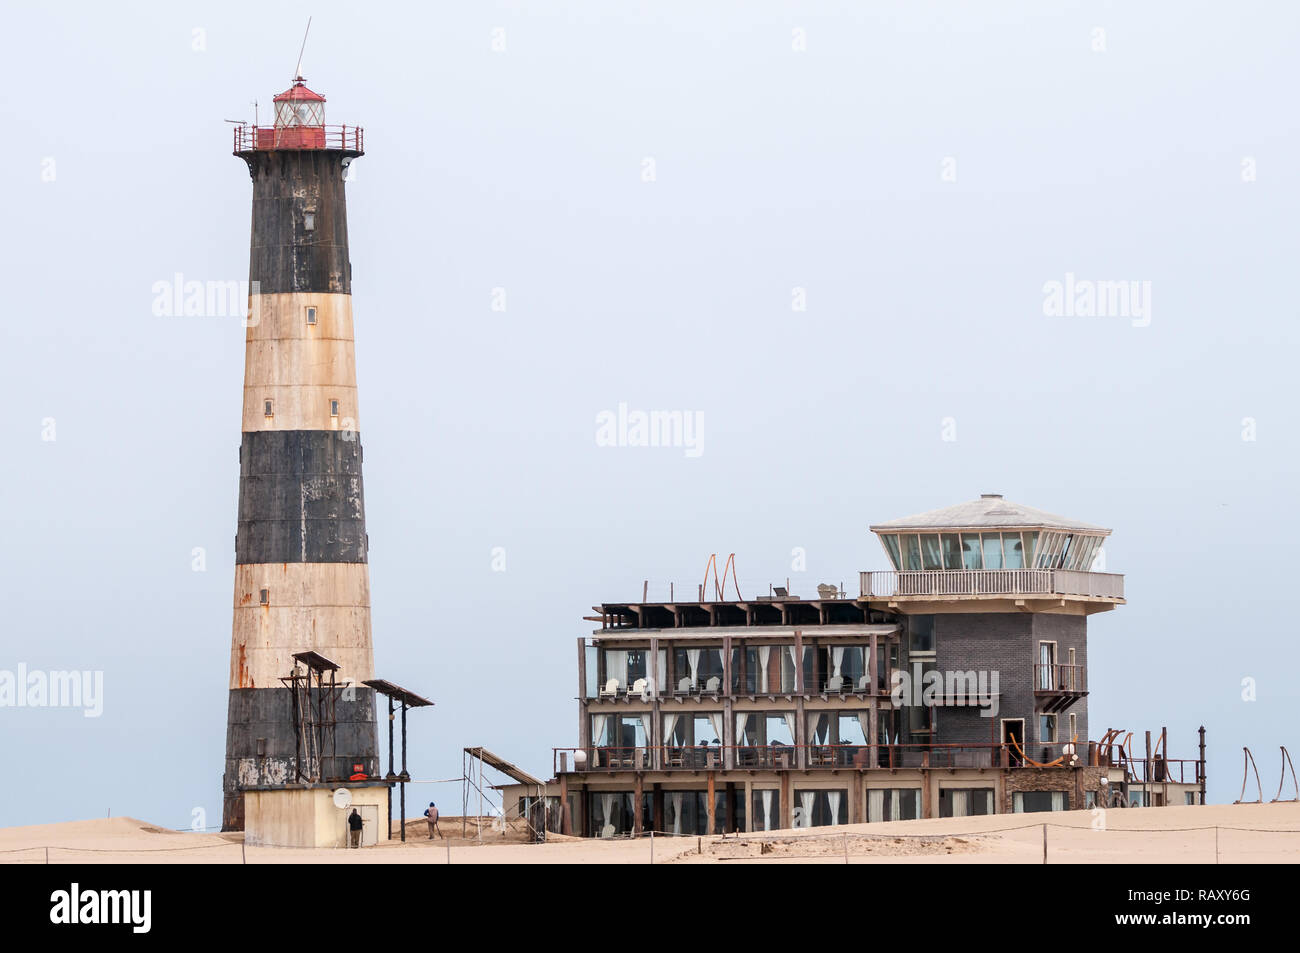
[856,675,870,693]
[600,678,619,698]
[826,675,844,694]
[678,676,693,694]
[630,677,648,699]
[705,676,721,694]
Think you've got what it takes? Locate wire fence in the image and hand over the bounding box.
[4,820,1297,863]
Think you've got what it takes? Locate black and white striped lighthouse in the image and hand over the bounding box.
[222,77,378,831]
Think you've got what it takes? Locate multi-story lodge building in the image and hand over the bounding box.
[505,494,1204,837]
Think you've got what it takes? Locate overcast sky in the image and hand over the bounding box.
[2,1,1297,826]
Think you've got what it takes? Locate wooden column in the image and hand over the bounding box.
[706,771,716,834]
[559,773,570,836]
[793,630,804,694]
[722,635,732,695]
[633,772,644,836]
[780,771,792,829]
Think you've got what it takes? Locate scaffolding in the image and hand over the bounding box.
[280,651,340,784]
[462,747,549,843]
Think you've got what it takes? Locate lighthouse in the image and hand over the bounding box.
[222,78,377,831]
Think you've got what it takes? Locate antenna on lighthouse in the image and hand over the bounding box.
[293,17,312,83]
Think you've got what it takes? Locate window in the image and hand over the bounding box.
[981,533,1004,569]
[940,534,963,570]
[909,616,935,653]
[1068,712,1077,740]
[867,788,920,822]
[303,211,315,231]
[1003,533,1025,568]
[752,789,781,831]
[263,399,273,417]
[1038,641,1056,689]
[663,791,708,835]
[306,306,317,325]
[881,534,902,570]
[330,399,340,417]
[1039,713,1057,743]
[672,646,724,692]
[939,788,994,818]
[1013,791,1068,813]
[795,789,848,828]
[920,534,942,570]
[901,534,922,570]
[259,588,269,605]
[960,533,982,570]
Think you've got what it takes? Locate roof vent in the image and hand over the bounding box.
[980,493,1003,499]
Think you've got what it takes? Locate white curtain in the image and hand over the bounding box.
[707,712,725,746]
[735,713,750,746]
[1013,793,1024,814]
[807,711,826,744]
[831,646,845,678]
[786,646,799,692]
[638,712,654,749]
[662,712,680,747]
[600,793,616,835]
[867,789,884,823]
[687,649,701,688]
[761,790,774,831]
[857,712,872,747]
[827,790,842,827]
[782,712,798,745]
[952,791,968,818]
[799,791,816,828]
[1051,791,1065,811]
[607,650,627,688]
[758,646,771,693]
[591,714,609,748]
[670,792,683,835]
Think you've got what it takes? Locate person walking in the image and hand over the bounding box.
[424,801,442,839]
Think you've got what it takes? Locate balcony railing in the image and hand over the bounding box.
[232,124,364,153]
[1034,663,1086,693]
[860,569,1124,600]
[556,742,1125,774]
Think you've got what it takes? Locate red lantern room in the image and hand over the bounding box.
[234,75,363,155]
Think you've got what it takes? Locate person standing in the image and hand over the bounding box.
[348,808,364,848]
[424,802,442,839]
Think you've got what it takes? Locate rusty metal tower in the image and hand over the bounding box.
[221,75,378,831]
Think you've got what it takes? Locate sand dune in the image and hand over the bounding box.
[2,803,1298,863]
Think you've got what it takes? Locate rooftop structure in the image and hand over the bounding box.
[499,493,1202,837]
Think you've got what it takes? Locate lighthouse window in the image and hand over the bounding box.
[259,588,270,606]
[264,399,273,417]
[306,306,317,325]
[304,212,315,232]
[330,399,340,417]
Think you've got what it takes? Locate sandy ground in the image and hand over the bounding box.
[2,802,1298,863]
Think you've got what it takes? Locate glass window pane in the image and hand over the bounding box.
[902,534,922,570]
[1023,532,1038,567]
[882,534,901,570]
[940,534,963,570]
[981,533,1004,570]
[920,535,942,570]
[1002,533,1024,569]
[961,534,982,570]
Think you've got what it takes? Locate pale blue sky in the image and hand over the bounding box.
[2,1,1297,825]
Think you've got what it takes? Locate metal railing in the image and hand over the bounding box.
[554,742,1202,778]
[1034,663,1087,693]
[232,124,364,153]
[860,569,1124,600]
